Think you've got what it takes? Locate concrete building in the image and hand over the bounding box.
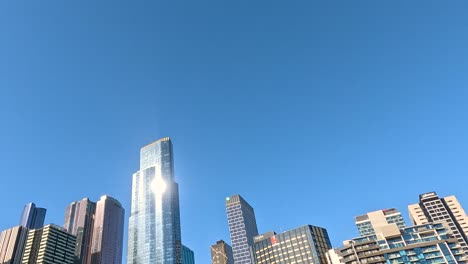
[329,222,465,264]
[251,225,332,264]
[90,195,125,264]
[181,245,195,264]
[0,226,28,264]
[64,198,96,264]
[409,192,468,252]
[19,203,46,229]
[127,137,182,264]
[226,195,259,264]
[210,240,233,264]
[355,208,406,236]
[21,224,76,264]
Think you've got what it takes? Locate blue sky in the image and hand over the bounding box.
[1,1,468,263]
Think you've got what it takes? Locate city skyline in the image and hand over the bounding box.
[2,1,468,264]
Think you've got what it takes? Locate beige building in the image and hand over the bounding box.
[210,240,233,264]
[355,208,406,236]
[21,224,76,264]
[408,192,468,252]
[0,226,28,264]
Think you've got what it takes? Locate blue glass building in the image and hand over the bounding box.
[181,245,195,264]
[127,137,182,264]
[226,195,259,264]
[19,202,46,229]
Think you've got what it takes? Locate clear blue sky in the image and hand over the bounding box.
[1,1,468,263]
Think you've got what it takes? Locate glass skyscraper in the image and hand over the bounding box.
[64,198,96,264]
[127,137,182,264]
[226,195,259,264]
[251,225,332,264]
[19,203,46,229]
[181,245,195,264]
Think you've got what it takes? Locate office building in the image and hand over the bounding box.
[355,208,406,236]
[226,195,259,264]
[409,192,468,252]
[19,203,46,229]
[127,137,182,264]
[21,224,76,264]
[210,240,233,264]
[330,222,465,264]
[0,226,28,264]
[181,245,195,264]
[90,195,125,264]
[64,198,96,264]
[251,225,332,264]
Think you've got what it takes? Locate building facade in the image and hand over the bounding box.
[64,198,96,264]
[226,195,259,264]
[210,240,233,264]
[21,224,76,264]
[90,195,125,264]
[330,222,465,264]
[19,203,46,229]
[355,208,406,236]
[0,226,28,264]
[251,225,332,264]
[409,192,468,252]
[127,137,182,264]
[181,245,195,264]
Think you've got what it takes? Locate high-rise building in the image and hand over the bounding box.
[210,240,233,264]
[251,225,332,264]
[355,208,406,236]
[0,226,28,264]
[329,221,466,264]
[181,245,195,264]
[226,195,259,264]
[64,198,96,264]
[127,137,182,264]
[408,192,468,252]
[19,203,46,229]
[90,195,125,264]
[21,224,76,264]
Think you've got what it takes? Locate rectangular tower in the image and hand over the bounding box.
[181,245,195,264]
[127,137,182,264]
[90,195,125,264]
[0,226,28,264]
[251,225,332,264]
[355,208,406,236]
[19,203,46,229]
[409,192,468,252]
[64,198,96,264]
[226,195,259,264]
[210,240,233,264]
[21,224,76,264]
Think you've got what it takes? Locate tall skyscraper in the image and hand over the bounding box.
[181,245,195,264]
[226,195,259,264]
[64,198,96,264]
[19,203,46,229]
[355,208,406,236]
[90,195,125,264]
[127,137,182,264]
[210,240,233,264]
[408,192,468,252]
[21,224,76,264]
[0,226,28,264]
